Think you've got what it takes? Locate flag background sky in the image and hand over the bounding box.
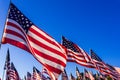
[0,0,120,79]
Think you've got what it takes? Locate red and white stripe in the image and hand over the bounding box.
[2,18,67,80]
[67,49,95,68]
[92,59,119,79]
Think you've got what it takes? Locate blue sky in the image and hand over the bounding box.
[0,0,120,79]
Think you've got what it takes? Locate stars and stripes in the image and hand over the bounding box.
[61,69,68,80]
[90,49,119,79]
[2,3,67,80]
[26,72,32,80]
[8,62,20,80]
[62,36,95,68]
[32,67,41,80]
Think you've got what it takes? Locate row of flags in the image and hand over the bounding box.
[3,49,51,80]
[2,49,118,80]
[1,2,120,80]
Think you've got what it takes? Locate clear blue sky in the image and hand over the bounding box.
[0,0,120,79]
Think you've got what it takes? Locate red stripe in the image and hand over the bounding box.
[7,22,25,35]
[29,27,61,49]
[68,55,87,62]
[5,29,26,42]
[2,37,30,52]
[45,64,62,74]
[28,35,66,59]
[67,57,95,68]
[32,47,66,67]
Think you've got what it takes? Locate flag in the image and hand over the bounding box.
[33,67,47,80]
[4,49,10,70]
[84,69,89,78]
[76,67,82,80]
[2,3,67,79]
[114,67,120,74]
[61,69,68,80]
[106,64,120,78]
[87,71,95,80]
[69,73,75,80]
[4,49,11,80]
[32,67,41,80]
[8,62,20,80]
[27,72,32,80]
[90,49,107,71]
[90,49,119,79]
[62,36,95,68]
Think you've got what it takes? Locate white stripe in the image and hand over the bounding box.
[29,41,66,63]
[35,53,64,71]
[30,26,66,54]
[31,25,55,42]
[67,52,85,60]
[7,19,22,28]
[28,31,63,53]
[3,33,27,46]
[68,56,94,66]
[6,25,26,40]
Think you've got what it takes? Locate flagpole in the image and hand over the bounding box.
[0,0,11,49]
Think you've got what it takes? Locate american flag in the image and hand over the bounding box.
[90,49,119,79]
[76,67,81,78]
[62,36,95,68]
[27,72,32,80]
[84,68,89,78]
[4,49,10,70]
[5,49,11,80]
[32,67,41,80]
[69,73,75,80]
[8,62,20,80]
[2,3,67,79]
[61,69,68,80]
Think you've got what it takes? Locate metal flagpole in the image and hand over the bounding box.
[0,0,11,49]
[2,1,11,80]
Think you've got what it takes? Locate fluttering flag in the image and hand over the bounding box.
[27,72,32,80]
[62,36,95,68]
[61,69,68,80]
[8,62,20,80]
[2,3,67,80]
[84,68,89,79]
[76,67,82,80]
[4,49,11,80]
[32,67,41,80]
[114,67,120,74]
[69,73,75,80]
[87,71,95,80]
[4,49,10,70]
[90,49,119,79]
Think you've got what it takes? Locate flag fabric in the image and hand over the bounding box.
[4,49,10,70]
[69,73,75,80]
[42,67,49,75]
[61,69,68,80]
[84,69,89,79]
[114,67,120,74]
[8,62,20,80]
[4,49,11,80]
[27,72,32,80]
[106,64,120,78]
[87,71,95,80]
[32,67,41,80]
[76,67,81,78]
[2,3,67,80]
[33,67,47,80]
[76,67,82,80]
[90,49,119,79]
[62,36,95,68]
